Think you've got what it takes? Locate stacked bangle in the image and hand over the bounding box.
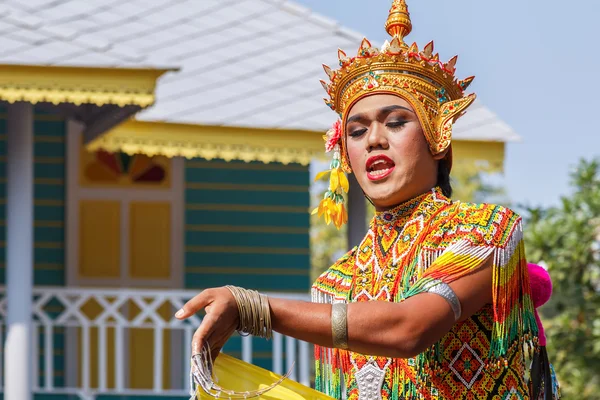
[225,286,272,340]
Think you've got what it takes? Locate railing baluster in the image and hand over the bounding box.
[154,327,164,392]
[98,325,107,391]
[286,336,297,381]
[272,332,283,375]
[44,324,54,390]
[115,325,124,391]
[82,325,90,391]
[31,323,39,390]
[241,335,253,364]
[299,340,310,386]
[0,288,311,398]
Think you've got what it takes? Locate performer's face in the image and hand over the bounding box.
[345,94,441,210]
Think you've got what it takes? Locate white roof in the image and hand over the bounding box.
[0,0,519,141]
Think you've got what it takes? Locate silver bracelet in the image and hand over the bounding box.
[426,281,462,321]
[331,303,349,350]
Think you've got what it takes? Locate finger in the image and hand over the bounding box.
[175,289,213,319]
[191,314,216,355]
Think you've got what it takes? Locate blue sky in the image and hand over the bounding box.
[297,0,599,208]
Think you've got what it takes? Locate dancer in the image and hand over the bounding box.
[178,1,559,398]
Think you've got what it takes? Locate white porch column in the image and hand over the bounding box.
[347,173,366,248]
[4,102,34,400]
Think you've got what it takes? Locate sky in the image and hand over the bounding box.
[296,0,599,208]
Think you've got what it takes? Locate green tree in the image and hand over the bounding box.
[523,158,600,399]
[451,162,507,204]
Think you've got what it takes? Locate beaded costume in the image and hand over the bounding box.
[312,1,560,399]
[313,188,538,399]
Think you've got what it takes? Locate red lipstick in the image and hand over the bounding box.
[365,155,395,181]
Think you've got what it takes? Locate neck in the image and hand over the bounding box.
[373,186,449,227]
[373,185,436,212]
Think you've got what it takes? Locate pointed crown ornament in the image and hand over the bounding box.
[314,0,476,228]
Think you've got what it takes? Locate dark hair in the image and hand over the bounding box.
[437,158,452,198]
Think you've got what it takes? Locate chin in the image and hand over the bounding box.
[365,184,404,208]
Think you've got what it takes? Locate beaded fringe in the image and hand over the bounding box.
[312,289,347,398]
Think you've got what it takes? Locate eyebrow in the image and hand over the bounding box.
[346,105,414,125]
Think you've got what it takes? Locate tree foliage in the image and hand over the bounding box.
[451,162,507,204]
[523,158,600,399]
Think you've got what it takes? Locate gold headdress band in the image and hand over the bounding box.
[313,0,476,228]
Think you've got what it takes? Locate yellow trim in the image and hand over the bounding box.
[0,64,172,107]
[0,178,64,186]
[35,199,64,207]
[185,267,308,276]
[186,161,308,172]
[185,204,308,214]
[35,178,64,185]
[0,156,64,164]
[186,245,309,255]
[35,157,65,164]
[34,263,64,271]
[34,221,64,228]
[35,242,64,249]
[186,182,307,192]
[186,224,309,234]
[87,120,324,166]
[35,136,64,143]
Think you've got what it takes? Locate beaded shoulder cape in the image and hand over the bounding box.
[312,188,538,400]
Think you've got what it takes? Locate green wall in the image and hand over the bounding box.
[184,159,311,371]
[184,159,311,292]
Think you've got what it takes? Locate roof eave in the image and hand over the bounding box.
[86,120,324,166]
[0,64,176,108]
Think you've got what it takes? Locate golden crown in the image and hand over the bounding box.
[313,0,477,229]
[320,0,476,161]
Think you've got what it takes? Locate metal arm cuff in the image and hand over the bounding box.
[331,303,349,350]
[426,281,462,321]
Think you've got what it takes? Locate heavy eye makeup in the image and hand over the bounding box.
[347,114,409,138]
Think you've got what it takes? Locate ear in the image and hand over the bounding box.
[432,147,449,161]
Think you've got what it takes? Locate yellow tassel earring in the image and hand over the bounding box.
[312,120,349,229]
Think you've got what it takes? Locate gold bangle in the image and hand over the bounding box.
[225,286,272,340]
[331,302,349,350]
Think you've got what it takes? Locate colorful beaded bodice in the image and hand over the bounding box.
[312,188,538,400]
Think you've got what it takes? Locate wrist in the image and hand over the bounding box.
[225,286,272,339]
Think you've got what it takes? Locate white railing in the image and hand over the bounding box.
[0,287,313,400]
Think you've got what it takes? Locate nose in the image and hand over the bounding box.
[367,122,389,152]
